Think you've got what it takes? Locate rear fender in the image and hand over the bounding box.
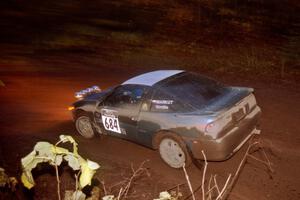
[152,130,182,149]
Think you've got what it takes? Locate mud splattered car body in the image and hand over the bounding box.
[71,70,261,168]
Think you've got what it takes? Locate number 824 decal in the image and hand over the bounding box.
[101,114,121,134]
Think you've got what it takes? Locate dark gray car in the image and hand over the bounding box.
[70,70,261,168]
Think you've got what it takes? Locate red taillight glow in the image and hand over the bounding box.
[205,122,215,133]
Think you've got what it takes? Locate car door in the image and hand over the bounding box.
[95,85,147,141]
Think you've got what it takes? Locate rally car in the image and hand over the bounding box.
[70,70,261,168]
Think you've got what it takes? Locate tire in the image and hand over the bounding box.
[158,133,192,168]
[75,114,95,139]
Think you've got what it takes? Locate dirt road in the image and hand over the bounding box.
[0,69,299,199]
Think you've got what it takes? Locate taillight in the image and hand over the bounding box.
[205,116,231,134]
[205,122,212,132]
[205,122,219,133]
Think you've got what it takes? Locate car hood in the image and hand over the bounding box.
[84,92,106,101]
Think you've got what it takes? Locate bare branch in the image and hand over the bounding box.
[247,154,273,172]
[166,183,186,192]
[109,136,274,200]
[216,174,232,200]
[182,163,196,200]
[259,144,274,173]
[123,160,148,197]
[183,183,203,200]
[117,187,123,200]
[109,180,127,193]
[220,139,260,200]
[201,150,208,200]
[54,164,61,200]
[101,180,107,196]
[206,185,218,198]
[213,175,220,195]
[114,160,149,199]
[207,175,213,200]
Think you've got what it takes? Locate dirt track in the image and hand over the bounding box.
[0,69,299,200]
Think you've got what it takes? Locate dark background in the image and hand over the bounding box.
[0,0,299,78]
[0,1,299,199]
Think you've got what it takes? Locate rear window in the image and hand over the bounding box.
[157,72,228,110]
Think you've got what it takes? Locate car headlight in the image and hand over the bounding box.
[75,85,101,99]
[75,91,84,99]
[68,106,75,111]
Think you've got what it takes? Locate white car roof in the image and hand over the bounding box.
[122,70,184,86]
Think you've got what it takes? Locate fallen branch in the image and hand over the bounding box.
[183,163,196,200]
[247,154,272,171]
[217,141,258,200]
[166,183,186,192]
[215,174,231,200]
[101,180,107,196]
[54,164,61,200]
[201,150,207,200]
[207,175,213,200]
[190,136,274,200]
[109,180,127,193]
[124,161,149,197]
[117,187,123,200]
[183,183,203,200]
[219,137,274,200]
[114,160,150,199]
[258,143,274,173]
[213,175,220,195]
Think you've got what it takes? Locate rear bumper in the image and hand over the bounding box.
[187,106,261,161]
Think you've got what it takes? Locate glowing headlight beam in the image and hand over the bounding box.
[68,106,75,111]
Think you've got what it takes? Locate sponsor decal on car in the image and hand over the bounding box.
[152,99,174,110]
[154,105,169,110]
[151,100,174,105]
[101,109,121,134]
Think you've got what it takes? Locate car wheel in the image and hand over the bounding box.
[158,134,192,168]
[75,114,95,139]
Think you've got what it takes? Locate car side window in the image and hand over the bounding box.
[150,88,191,112]
[104,85,147,108]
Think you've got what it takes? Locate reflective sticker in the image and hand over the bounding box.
[101,109,121,133]
[152,100,174,105]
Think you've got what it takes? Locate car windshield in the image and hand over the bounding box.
[158,72,228,110]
